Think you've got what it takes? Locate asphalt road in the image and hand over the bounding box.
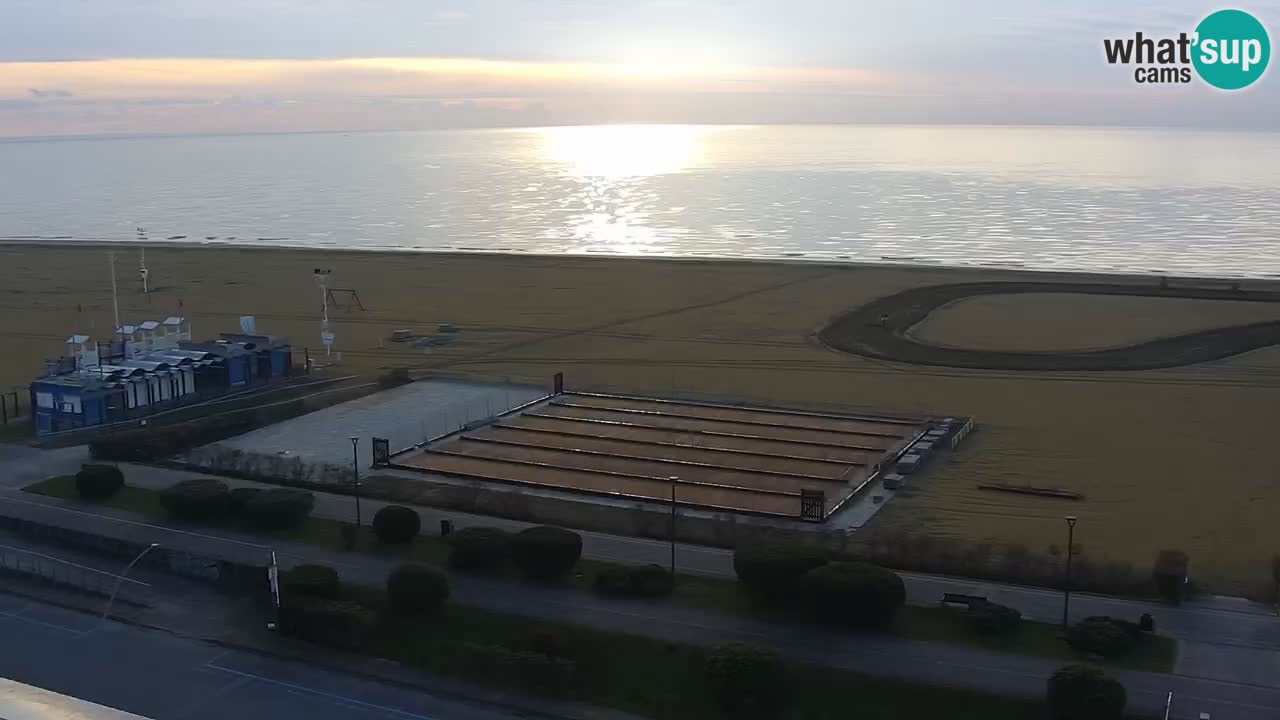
[0,592,535,720]
[818,280,1280,371]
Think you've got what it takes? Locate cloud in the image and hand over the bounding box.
[27,87,73,98]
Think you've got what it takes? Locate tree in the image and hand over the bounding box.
[1046,664,1126,720]
[386,563,449,615]
[510,526,582,580]
[371,505,421,545]
[448,527,512,571]
[74,464,124,500]
[282,564,340,600]
[705,643,784,717]
[800,561,906,627]
[732,543,828,604]
[159,478,230,521]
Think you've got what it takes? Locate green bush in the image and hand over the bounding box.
[732,543,828,603]
[800,561,905,628]
[705,643,784,717]
[1067,619,1135,657]
[242,488,314,530]
[455,642,575,694]
[377,368,412,389]
[386,563,449,615]
[510,526,582,580]
[1046,664,1126,720]
[968,600,1022,636]
[159,478,230,521]
[371,505,421,545]
[593,564,674,598]
[279,597,374,650]
[282,564,340,600]
[74,464,124,500]
[448,527,511,571]
[227,486,262,511]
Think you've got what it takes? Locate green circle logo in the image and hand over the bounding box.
[1193,9,1270,90]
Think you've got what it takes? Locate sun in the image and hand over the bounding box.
[539,124,705,178]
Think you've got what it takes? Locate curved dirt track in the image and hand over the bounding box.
[818,282,1280,371]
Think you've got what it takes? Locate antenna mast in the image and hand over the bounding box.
[137,227,150,294]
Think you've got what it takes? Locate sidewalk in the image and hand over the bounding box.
[0,484,1275,719]
[111,464,1280,648]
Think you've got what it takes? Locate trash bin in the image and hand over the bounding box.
[440,519,453,537]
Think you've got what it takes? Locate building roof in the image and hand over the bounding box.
[138,321,160,331]
[66,335,91,345]
[218,332,290,349]
[116,325,138,335]
[162,316,186,326]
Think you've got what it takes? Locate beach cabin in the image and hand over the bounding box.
[30,372,113,434]
[158,316,191,349]
[136,320,160,353]
[217,332,292,381]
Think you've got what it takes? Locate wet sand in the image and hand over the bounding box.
[3,243,1278,594]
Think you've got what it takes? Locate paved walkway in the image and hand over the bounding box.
[3,450,1279,718]
[107,464,1280,649]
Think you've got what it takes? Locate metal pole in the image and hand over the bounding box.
[101,543,158,623]
[1062,515,1077,631]
[350,437,362,532]
[669,476,678,577]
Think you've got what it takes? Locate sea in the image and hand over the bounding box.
[2,124,1279,277]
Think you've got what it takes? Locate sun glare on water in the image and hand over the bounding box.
[539,124,705,178]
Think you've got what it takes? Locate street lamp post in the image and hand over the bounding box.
[102,542,159,623]
[669,476,678,578]
[350,436,362,533]
[1062,515,1078,631]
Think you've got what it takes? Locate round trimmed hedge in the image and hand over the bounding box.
[159,478,230,521]
[283,563,340,600]
[74,464,124,500]
[386,563,449,615]
[510,526,582,580]
[372,505,421,545]
[1047,664,1126,720]
[969,600,1023,636]
[448,526,511,572]
[242,488,314,530]
[732,543,828,602]
[800,561,905,628]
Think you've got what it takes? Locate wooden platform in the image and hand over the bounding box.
[394,392,927,519]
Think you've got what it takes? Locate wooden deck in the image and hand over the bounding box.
[395,392,924,519]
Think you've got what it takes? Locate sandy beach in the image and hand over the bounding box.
[3,243,1279,595]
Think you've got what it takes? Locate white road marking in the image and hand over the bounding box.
[204,662,437,720]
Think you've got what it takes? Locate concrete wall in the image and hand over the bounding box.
[374,474,852,553]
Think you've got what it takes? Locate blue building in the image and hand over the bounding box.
[30,318,292,437]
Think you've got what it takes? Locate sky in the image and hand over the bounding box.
[1,0,1278,137]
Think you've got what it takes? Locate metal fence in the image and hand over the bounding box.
[0,541,150,603]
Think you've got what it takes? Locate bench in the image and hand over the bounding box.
[941,592,987,608]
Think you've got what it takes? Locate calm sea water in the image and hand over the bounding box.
[2,124,1279,277]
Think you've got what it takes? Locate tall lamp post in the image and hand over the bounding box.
[669,476,678,578]
[350,436,362,533]
[1062,515,1078,631]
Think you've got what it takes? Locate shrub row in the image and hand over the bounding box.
[158,478,314,530]
[593,563,674,598]
[1067,615,1152,657]
[455,642,575,694]
[732,543,905,628]
[279,562,449,649]
[447,525,583,580]
[845,528,1169,600]
[1047,664,1126,720]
